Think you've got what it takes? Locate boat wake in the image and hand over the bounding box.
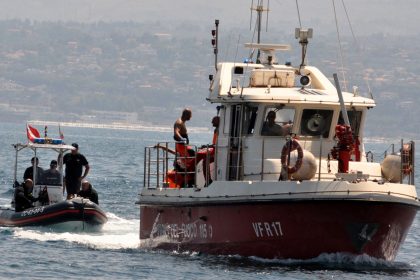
[239,253,414,273]
[10,212,140,250]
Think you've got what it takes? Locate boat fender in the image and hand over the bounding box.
[381,155,403,183]
[289,149,317,180]
[281,139,303,175]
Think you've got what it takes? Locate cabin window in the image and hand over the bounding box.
[261,107,295,136]
[339,110,362,136]
[234,66,244,75]
[300,109,333,138]
[242,106,258,135]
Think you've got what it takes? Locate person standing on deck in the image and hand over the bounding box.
[174,108,192,144]
[23,157,44,184]
[41,160,61,186]
[62,143,90,199]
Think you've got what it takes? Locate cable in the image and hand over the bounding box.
[332,0,348,91]
[341,0,373,98]
[295,0,302,28]
[341,0,358,48]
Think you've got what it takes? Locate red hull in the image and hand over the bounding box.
[140,200,418,260]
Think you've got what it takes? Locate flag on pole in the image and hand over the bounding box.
[26,124,40,143]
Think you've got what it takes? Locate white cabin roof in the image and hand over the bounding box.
[14,142,76,151]
[209,62,375,108]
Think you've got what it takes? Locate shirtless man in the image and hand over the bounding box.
[174,108,192,144]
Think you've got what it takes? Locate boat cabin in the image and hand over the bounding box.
[143,36,414,190]
[208,59,374,182]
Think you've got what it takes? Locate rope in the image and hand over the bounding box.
[81,199,85,231]
[341,0,358,48]
[332,0,348,91]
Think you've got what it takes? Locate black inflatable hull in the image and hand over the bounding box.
[0,198,107,230]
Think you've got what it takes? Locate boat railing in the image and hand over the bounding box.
[383,140,415,185]
[144,142,214,189]
[144,139,415,187]
[364,140,415,185]
[223,136,402,183]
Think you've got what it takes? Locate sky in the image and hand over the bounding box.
[0,0,418,35]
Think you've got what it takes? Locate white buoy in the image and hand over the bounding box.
[288,149,317,180]
[381,154,404,183]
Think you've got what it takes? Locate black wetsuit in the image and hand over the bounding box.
[41,169,61,186]
[63,153,88,195]
[14,185,38,212]
[78,186,99,204]
[23,166,44,183]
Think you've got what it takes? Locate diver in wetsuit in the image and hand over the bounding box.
[15,179,38,212]
[78,180,99,204]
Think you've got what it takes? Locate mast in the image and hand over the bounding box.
[211,20,219,71]
[250,0,269,62]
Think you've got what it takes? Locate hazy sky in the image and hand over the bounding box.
[0,0,418,35]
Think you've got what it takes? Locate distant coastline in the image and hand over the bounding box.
[29,120,211,133]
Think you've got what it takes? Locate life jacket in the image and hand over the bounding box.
[175,143,196,171]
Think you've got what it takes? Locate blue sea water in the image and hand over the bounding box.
[0,122,419,279]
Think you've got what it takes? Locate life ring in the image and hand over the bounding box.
[281,139,304,174]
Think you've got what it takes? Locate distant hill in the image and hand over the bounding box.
[0,19,419,137]
[0,0,419,36]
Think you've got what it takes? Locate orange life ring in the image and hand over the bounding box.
[281,139,304,174]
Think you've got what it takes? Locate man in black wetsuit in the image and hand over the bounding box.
[41,160,61,185]
[23,157,44,184]
[15,179,38,212]
[78,180,99,204]
[63,143,90,199]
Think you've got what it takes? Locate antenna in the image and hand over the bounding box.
[295,27,313,71]
[250,0,270,62]
[249,0,253,30]
[211,19,220,71]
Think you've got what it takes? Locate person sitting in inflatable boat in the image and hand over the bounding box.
[78,180,99,205]
[14,179,38,212]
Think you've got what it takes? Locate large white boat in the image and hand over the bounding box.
[138,4,419,260]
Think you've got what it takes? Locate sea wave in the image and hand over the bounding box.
[244,252,413,272]
[11,212,140,250]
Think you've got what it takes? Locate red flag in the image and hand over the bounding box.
[27,124,40,142]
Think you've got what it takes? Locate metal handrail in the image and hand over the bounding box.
[143,138,415,188]
[144,142,215,189]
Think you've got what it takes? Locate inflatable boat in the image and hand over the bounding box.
[0,197,107,231]
[3,132,108,231]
